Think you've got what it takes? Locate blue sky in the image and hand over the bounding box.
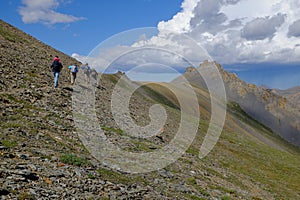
[0,0,182,55]
[1,0,300,89]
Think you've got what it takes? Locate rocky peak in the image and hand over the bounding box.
[184,66,197,73]
[184,60,300,147]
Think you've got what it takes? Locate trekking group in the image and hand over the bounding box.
[50,55,92,88]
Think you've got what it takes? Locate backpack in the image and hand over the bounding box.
[52,60,63,72]
[70,65,78,73]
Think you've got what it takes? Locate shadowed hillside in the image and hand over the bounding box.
[272,86,300,110]
[1,20,300,199]
[178,61,300,148]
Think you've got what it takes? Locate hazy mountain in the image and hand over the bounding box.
[272,86,300,110]
[178,60,300,148]
[1,20,300,199]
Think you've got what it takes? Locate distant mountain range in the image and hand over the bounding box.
[223,63,300,90]
[180,60,300,148]
[272,86,300,109]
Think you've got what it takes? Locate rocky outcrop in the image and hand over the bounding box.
[272,86,300,110]
[182,61,300,147]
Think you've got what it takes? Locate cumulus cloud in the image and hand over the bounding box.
[157,0,200,34]
[19,0,85,24]
[74,0,300,74]
[186,0,242,35]
[154,0,300,64]
[241,14,286,40]
[288,19,300,37]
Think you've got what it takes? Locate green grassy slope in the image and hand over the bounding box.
[132,80,300,199]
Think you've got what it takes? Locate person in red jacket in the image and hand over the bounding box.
[50,56,63,88]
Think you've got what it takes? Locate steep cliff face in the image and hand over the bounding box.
[182,61,300,147]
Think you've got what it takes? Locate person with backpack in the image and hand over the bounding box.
[81,63,91,83]
[50,56,63,88]
[68,64,78,85]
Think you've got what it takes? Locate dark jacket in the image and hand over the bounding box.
[51,59,63,72]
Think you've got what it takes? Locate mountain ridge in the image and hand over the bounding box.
[180,60,300,148]
[272,86,300,110]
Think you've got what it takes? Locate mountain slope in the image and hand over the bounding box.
[180,61,300,148]
[95,73,300,199]
[1,20,300,199]
[272,86,300,110]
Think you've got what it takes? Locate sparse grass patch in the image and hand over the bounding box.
[1,121,23,129]
[184,194,207,200]
[3,94,40,111]
[103,74,119,84]
[1,140,18,148]
[187,177,197,186]
[26,71,39,78]
[97,167,149,185]
[102,126,123,135]
[214,128,300,199]
[18,192,35,200]
[40,154,52,160]
[227,101,273,134]
[19,84,27,88]
[140,84,179,109]
[60,153,91,167]
[97,167,130,184]
[221,196,232,200]
[23,77,35,83]
[199,187,210,197]
[186,145,199,156]
[0,25,29,43]
[127,139,159,152]
[186,176,210,197]
[6,94,17,102]
[178,156,194,166]
[87,172,96,179]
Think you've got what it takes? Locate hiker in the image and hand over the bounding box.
[81,63,91,83]
[50,56,63,88]
[68,64,78,85]
[91,68,97,80]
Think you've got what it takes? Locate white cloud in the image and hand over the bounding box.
[241,13,286,40]
[221,0,280,21]
[73,0,300,77]
[19,0,85,24]
[157,0,199,34]
[155,0,300,64]
[288,19,300,37]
